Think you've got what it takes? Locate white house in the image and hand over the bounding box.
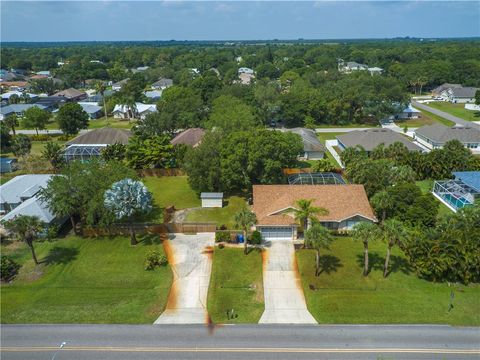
[151,78,173,90]
[238,67,254,75]
[112,103,157,120]
[112,78,129,91]
[414,124,480,153]
[201,193,223,208]
[440,87,478,103]
[1,91,38,101]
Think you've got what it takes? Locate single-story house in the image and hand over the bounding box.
[151,78,173,90]
[368,67,383,76]
[393,104,421,120]
[338,59,368,73]
[414,124,480,153]
[1,91,38,101]
[238,67,254,75]
[132,66,149,73]
[337,129,423,153]
[112,103,157,120]
[0,158,18,173]
[64,128,132,162]
[0,104,48,120]
[0,174,55,224]
[112,78,129,91]
[201,192,223,208]
[36,71,51,77]
[433,171,480,212]
[431,83,461,97]
[0,81,29,91]
[171,128,205,148]
[33,96,66,112]
[53,88,87,102]
[252,184,376,240]
[144,90,162,101]
[77,102,103,119]
[284,128,326,160]
[440,87,478,103]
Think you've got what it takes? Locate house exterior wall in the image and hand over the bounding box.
[414,133,480,152]
[201,198,223,208]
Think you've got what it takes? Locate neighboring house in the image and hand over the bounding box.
[0,81,29,91]
[132,66,149,73]
[201,192,223,208]
[238,67,254,75]
[189,68,200,75]
[64,128,132,162]
[284,128,326,160]
[0,104,48,120]
[53,88,87,102]
[144,90,162,101]
[36,71,51,77]
[388,104,421,121]
[112,78,129,91]
[237,72,255,85]
[112,103,157,120]
[368,67,383,76]
[337,129,423,153]
[433,171,480,212]
[431,83,461,97]
[338,59,368,73]
[170,128,205,148]
[34,96,67,112]
[0,158,18,173]
[440,87,478,103]
[77,102,103,119]
[414,124,480,153]
[151,78,173,90]
[0,175,62,226]
[252,185,376,240]
[1,91,38,101]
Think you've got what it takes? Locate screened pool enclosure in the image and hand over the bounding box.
[288,172,345,185]
[433,179,479,211]
[64,145,105,162]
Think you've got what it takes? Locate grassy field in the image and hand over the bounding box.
[17,116,134,130]
[297,237,480,325]
[427,102,480,122]
[143,176,200,210]
[415,180,452,217]
[315,123,379,128]
[396,110,455,127]
[207,247,264,323]
[1,235,173,324]
[186,196,247,229]
[316,132,343,143]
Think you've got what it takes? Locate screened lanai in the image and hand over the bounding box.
[433,179,479,211]
[288,172,345,185]
[64,145,104,162]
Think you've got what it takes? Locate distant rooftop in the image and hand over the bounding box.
[453,171,480,192]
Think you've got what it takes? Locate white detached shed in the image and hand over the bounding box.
[201,192,223,208]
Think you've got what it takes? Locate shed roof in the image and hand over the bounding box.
[66,128,132,146]
[201,192,223,199]
[284,128,326,153]
[337,128,422,152]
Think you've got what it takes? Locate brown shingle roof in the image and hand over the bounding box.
[53,88,86,99]
[252,185,376,225]
[171,128,205,147]
[66,128,132,146]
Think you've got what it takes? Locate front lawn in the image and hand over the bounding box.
[427,102,480,122]
[185,196,247,229]
[296,237,479,325]
[207,247,264,323]
[143,176,200,210]
[396,110,455,127]
[88,117,135,129]
[1,235,173,323]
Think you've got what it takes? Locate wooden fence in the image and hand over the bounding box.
[138,168,185,177]
[83,222,216,237]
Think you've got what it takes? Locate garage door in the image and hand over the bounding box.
[260,227,293,241]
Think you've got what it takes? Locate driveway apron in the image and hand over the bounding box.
[259,240,317,324]
[155,233,215,324]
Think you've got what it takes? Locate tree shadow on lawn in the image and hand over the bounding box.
[317,254,343,275]
[356,252,412,277]
[42,246,79,265]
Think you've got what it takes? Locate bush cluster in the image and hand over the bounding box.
[249,230,262,245]
[144,250,168,270]
[215,231,232,243]
[1,255,21,282]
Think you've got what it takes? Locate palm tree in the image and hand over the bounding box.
[3,215,43,265]
[371,191,393,224]
[234,208,257,255]
[304,224,334,276]
[293,199,329,243]
[41,141,65,172]
[95,81,108,123]
[379,219,408,278]
[352,222,379,276]
[4,114,19,136]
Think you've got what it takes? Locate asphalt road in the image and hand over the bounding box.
[412,101,479,128]
[2,324,479,360]
[12,129,91,135]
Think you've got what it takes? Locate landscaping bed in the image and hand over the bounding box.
[207,247,264,323]
[296,237,479,325]
[1,235,173,323]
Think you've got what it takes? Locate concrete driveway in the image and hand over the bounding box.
[259,240,317,324]
[154,233,215,324]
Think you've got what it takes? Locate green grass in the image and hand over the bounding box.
[316,132,343,143]
[207,247,264,323]
[186,196,247,229]
[396,110,455,127]
[315,123,379,128]
[88,117,135,129]
[415,180,452,217]
[143,176,200,210]
[1,140,66,158]
[427,102,480,122]
[296,237,480,325]
[1,235,173,324]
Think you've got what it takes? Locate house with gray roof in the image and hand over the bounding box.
[414,124,480,153]
[440,86,478,103]
[77,102,103,119]
[151,78,173,90]
[0,175,62,226]
[112,78,129,91]
[53,88,87,102]
[337,129,422,153]
[432,83,461,96]
[284,128,326,160]
[0,104,48,121]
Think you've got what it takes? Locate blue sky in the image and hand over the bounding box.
[1,1,479,42]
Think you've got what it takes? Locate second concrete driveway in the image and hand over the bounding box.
[155,233,215,324]
[259,240,317,324]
